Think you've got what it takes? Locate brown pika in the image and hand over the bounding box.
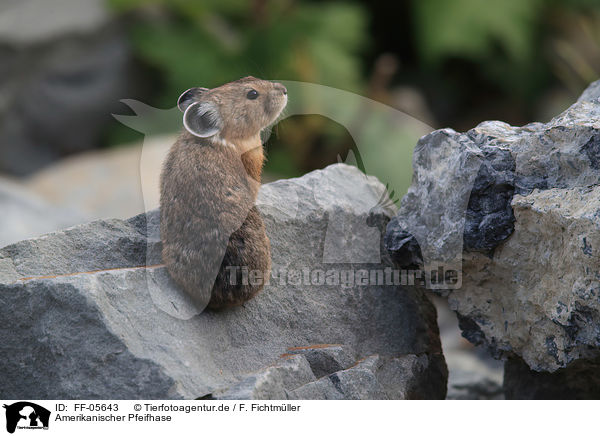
[160,76,287,310]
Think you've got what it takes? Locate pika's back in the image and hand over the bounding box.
[160,131,257,231]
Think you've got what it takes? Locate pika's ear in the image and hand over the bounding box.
[177,87,209,112]
[183,101,222,138]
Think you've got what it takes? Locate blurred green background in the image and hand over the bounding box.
[103,0,600,183]
[2,0,599,195]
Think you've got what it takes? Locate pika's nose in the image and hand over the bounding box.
[274,83,287,95]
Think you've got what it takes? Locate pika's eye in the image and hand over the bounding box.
[246,89,259,100]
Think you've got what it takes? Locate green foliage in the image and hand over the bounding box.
[106,0,369,177]
[414,0,542,64]
[105,0,600,185]
[109,0,367,106]
[413,0,547,98]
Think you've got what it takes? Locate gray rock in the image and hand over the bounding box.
[24,136,174,221]
[376,353,449,400]
[0,0,109,45]
[462,144,515,252]
[0,0,135,175]
[385,79,600,396]
[433,295,504,400]
[0,164,447,399]
[285,345,355,379]
[288,375,345,400]
[385,128,485,275]
[240,347,378,400]
[223,350,449,400]
[578,79,600,102]
[0,177,85,248]
[215,355,316,400]
[326,356,388,400]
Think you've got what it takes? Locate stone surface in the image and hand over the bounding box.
[432,295,504,400]
[0,0,109,45]
[0,177,85,248]
[386,79,600,395]
[325,356,388,400]
[0,164,447,399]
[285,345,355,379]
[385,128,485,272]
[0,0,135,175]
[221,352,446,400]
[287,375,345,400]
[25,136,175,221]
[578,80,600,102]
[215,355,317,400]
[219,348,448,400]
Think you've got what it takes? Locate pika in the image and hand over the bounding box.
[160,77,287,310]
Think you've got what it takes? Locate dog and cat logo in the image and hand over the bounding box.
[3,402,50,433]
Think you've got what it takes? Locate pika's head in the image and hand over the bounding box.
[177,76,287,141]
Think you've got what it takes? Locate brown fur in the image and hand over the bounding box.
[160,77,287,310]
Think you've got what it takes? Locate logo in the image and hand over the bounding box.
[3,402,50,434]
